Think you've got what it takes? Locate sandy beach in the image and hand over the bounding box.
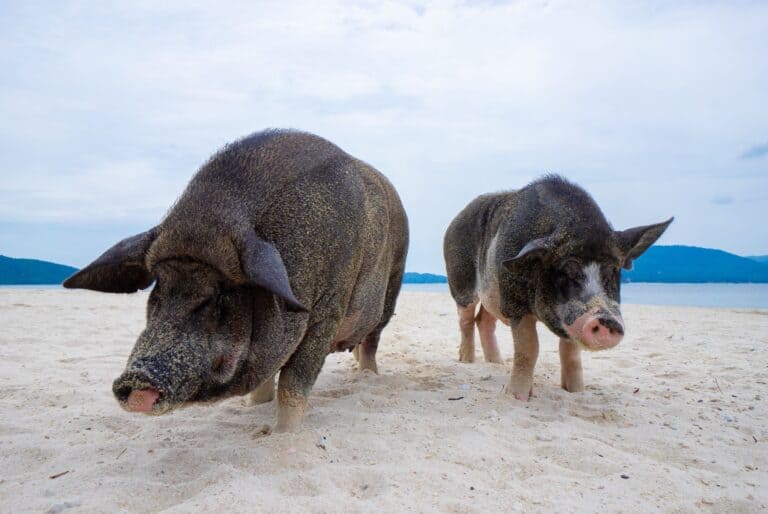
[0,289,766,513]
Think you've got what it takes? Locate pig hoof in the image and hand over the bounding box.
[356,357,378,374]
[563,384,584,393]
[508,385,533,402]
[458,351,475,363]
[252,424,273,438]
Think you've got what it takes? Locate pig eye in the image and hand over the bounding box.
[215,290,236,324]
[553,267,580,296]
[561,260,583,281]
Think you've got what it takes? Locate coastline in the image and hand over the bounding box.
[3,282,768,309]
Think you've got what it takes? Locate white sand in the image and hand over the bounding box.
[1,289,766,513]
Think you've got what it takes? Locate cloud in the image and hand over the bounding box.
[0,160,184,223]
[1,1,768,267]
[740,142,768,160]
[711,194,734,205]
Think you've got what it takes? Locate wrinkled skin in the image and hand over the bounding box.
[64,130,408,432]
[112,261,292,415]
[444,175,672,400]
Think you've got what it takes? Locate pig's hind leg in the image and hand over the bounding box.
[475,305,503,364]
[445,232,480,364]
[248,374,276,405]
[353,333,379,373]
[457,302,478,363]
[559,339,584,392]
[353,263,406,374]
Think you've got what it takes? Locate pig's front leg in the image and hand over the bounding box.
[275,321,336,433]
[507,315,539,401]
[559,339,584,392]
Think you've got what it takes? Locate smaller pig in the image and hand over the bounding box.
[443,175,672,400]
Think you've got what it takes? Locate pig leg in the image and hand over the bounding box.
[559,339,584,392]
[507,315,539,401]
[248,374,276,405]
[353,267,403,374]
[457,302,478,363]
[476,305,503,364]
[275,322,337,432]
[354,333,379,373]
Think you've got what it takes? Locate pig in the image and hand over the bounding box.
[443,175,672,400]
[63,129,409,432]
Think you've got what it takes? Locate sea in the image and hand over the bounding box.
[401,282,768,309]
[2,283,767,309]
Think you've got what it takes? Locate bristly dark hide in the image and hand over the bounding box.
[64,129,409,431]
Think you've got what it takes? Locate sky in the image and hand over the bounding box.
[1,0,767,273]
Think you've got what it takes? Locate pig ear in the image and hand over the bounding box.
[240,232,307,312]
[616,217,674,270]
[63,228,157,293]
[502,234,556,269]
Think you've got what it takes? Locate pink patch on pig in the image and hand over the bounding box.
[565,308,624,350]
[126,389,159,413]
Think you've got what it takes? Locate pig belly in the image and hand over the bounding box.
[332,311,365,349]
[479,282,510,326]
[477,232,510,326]
[330,267,389,352]
[330,301,385,352]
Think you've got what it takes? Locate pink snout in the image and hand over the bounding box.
[125,388,160,413]
[566,310,624,350]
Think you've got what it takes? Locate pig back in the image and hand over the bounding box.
[162,129,407,310]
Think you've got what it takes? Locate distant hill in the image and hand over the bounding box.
[401,246,768,284]
[0,255,78,285]
[402,272,448,284]
[747,255,768,264]
[3,245,767,285]
[624,246,768,283]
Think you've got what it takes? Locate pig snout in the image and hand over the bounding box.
[126,389,160,413]
[566,310,624,350]
[581,316,624,348]
[113,369,165,414]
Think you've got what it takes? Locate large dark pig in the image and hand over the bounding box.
[443,175,671,400]
[64,130,408,432]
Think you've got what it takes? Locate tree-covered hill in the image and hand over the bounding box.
[0,255,77,285]
[623,246,768,283]
[3,246,767,285]
[401,246,768,284]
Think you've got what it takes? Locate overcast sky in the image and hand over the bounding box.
[1,1,767,272]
